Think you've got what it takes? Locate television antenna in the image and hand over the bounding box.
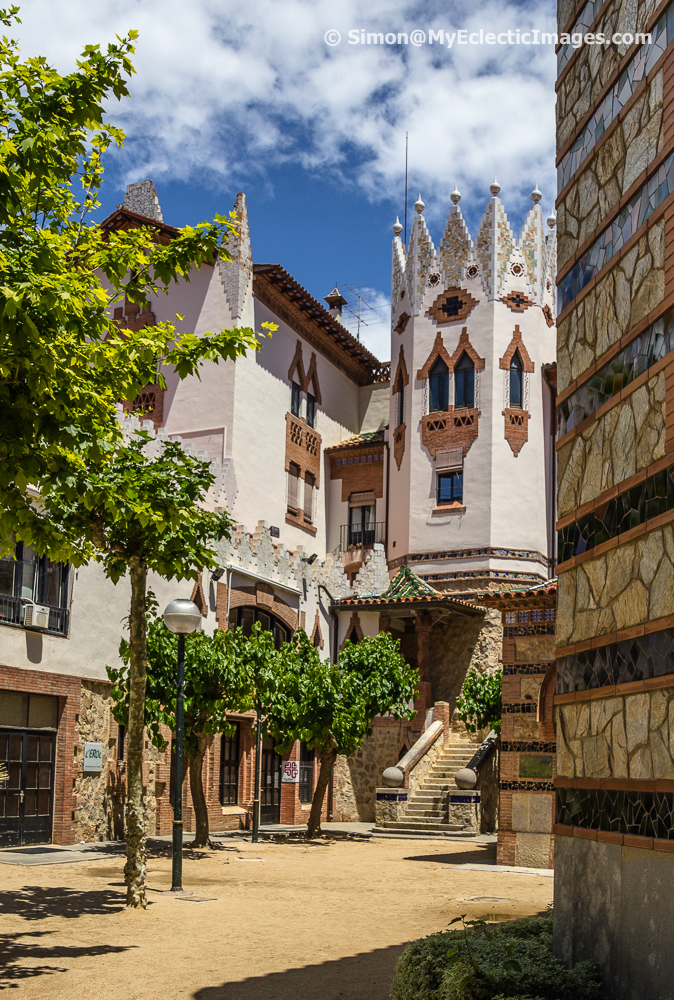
[342,283,376,342]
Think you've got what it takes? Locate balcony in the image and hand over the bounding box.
[338,522,386,554]
[0,595,69,637]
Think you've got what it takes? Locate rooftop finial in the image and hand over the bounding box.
[414,193,425,214]
[393,216,403,236]
[531,183,542,203]
[547,209,557,228]
[450,183,461,204]
[489,177,500,197]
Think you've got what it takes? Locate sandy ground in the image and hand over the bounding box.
[0,837,553,1000]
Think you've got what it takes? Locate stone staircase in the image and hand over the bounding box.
[376,737,477,838]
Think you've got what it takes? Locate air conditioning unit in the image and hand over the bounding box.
[23,604,50,629]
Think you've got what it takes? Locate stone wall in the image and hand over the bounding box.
[557,70,664,272]
[557,221,665,392]
[557,371,666,518]
[73,681,117,841]
[334,721,409,822]
[556,522,674,646]
[556,0,660,151]
[557,691,674,779]
[428,609,502,712]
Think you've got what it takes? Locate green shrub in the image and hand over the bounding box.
[390,915,600,1000]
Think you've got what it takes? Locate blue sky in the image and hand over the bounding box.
[20,0,558,360]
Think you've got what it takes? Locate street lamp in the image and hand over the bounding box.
[163,598,202,892]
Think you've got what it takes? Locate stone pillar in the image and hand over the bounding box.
[433,701,450,746]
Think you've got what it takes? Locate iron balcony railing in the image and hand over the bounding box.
[0,595,69,637]
[339,522,386,553]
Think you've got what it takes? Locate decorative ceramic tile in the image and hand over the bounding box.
[502,741,556,752]
[558,312,674,436]
[558,153,674,312]
[558,465,674,562]
[556,787,674,838]
[557,626,674,693]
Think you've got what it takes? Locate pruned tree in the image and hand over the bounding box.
[109,615,254,848]
[267,630,419,838]
[456,667,503,735]
[48,433,235,907]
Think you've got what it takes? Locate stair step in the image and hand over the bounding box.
[380,820,468,832]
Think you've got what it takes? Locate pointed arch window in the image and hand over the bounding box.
[429,356,449,412]
[509,350,524,409]
[454,352,475,409]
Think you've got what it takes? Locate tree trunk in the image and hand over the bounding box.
[306,747,337,839]
[189,733,213,848]
[124,556,148,909]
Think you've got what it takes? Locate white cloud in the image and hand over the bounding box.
[339,285,392,362]
[16,0,558,221]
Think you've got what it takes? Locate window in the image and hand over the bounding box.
[510,350,524,408]
[303,473,315,523]
[291,381,301,417]
[0,541,69,634]
[228,606,290,649]
[287,462,300,513]
[441,295,461,318]
[349,503,375,546]
[397,386,405,427]
[220,723,240,805]
[454,352,475,409]
[299,742,314,804]
[306,392,316,428]
[429,356,449,412]
[118,725,125,762]
[437,471,463,506]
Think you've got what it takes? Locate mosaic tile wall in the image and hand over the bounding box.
[558,3,674,189]
[557,626,674,693]
[556,786,674,838]
[558,465,674,562]
[557,311,674,436]
[559,154,674,312]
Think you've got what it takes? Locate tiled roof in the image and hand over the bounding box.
[335,565,484,616]
[325,430,386,453]
[479,579,557,608]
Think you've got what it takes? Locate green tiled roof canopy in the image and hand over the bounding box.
[380,565,440,600]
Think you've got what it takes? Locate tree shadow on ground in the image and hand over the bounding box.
[192,944,407,1000]
[0,884,131,920]
[0,930,133,988]
[403,846,497,866]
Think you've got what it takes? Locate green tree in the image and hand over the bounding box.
[48,432,234,907]
[456,667,502,735]
[0,10,261,559]
[267,630,419,839]
[109,615,254,848]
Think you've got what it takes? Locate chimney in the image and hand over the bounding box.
[324,287,347,324]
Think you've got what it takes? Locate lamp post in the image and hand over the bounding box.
[163,598,202,893]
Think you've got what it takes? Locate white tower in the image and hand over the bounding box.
[387,183,558,593]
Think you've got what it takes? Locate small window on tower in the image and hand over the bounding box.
[454,353,475,409]
[291,381,301,417]
[437,471,463,506]
[306,392,316,428]
[397,387,405,427]
[510,350,524,408]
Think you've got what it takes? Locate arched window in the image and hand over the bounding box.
[510,350,524,408]
[454,352,475,409]
[429,356,449,412]
[228,606,290,649]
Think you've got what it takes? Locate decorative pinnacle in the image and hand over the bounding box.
[547,209,557,228]
[531,183,542,203]
[393,216,403,236]
[450,183,461,204]
[489,177,501,196]
[414,193,425,214]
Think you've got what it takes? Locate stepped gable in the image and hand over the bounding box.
[405,195,437,316]
[391,225,408,313]
[123,179,163,222]
[518,197,546,305]
[439,196,473,287]
[219,192,253,323]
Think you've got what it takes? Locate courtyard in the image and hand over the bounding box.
[0,834,553,1000]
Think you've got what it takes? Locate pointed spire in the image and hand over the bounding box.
[547,209,557,228]
[414,193,425,214]
[405,208,436,316]
[476,193,515,300]
[531,183,542,203]
[219,192,253,324]
[450,184,461,204]
[393,216,403,236]
[518,192,545,303]
[439,196,473,288]
[489,177,501,196]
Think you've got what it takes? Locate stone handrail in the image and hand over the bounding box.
[382,720,444,790]
[455,729,498,789]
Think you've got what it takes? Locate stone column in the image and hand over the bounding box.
[411,613,433,731]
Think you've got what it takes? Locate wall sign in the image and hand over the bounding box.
[282,760,300,783]
[83,742,103,773]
